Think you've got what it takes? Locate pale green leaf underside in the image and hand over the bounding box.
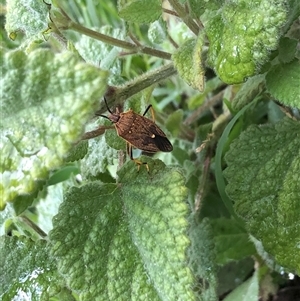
[172,38,205,92]
[119,0,162,24]
[50,159,196,301]
[0,236,63,300]
[75,25,124,85]
[224,118,300,273]
[0,49,108,208]
[5,0,49,41]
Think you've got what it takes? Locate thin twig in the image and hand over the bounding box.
[184,90,225,125]
[20,216,47,238]
[162,8,179,17]
[167,0,200,35]
[69,21,172,60]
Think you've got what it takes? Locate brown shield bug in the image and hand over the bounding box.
[97,98,173,170]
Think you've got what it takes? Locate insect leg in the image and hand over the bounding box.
[126,142,149,172]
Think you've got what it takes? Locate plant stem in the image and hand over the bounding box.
[69,21,172,60]
[95,63,177,115]
[116,63,177,99]
[167,0,199,35]
[20,216,47,238]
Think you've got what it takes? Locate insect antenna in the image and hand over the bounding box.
[95,97,114,119]
[104,97,114,114]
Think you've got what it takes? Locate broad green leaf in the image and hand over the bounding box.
[0,49,108,208]
[118,0,162,24]
[266,59,300,108]
[172,37,205,91]
[223,269,259,301]
[5,0,49,41]
[206,0,288,84]
[0,236,64,300]
[224,117,300,273]
[50,158,196,301]
[211,218,256,265]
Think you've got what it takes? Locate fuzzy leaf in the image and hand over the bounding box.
[172,37,205,91]
[81,135,119,179]
[266,60,300,108]
[118,0,162,24]
[5,0,49,41]
[50,158,196,301]
[224,118,300,273]
[75,25,124,85]
[188,218,218,300]
[206,0,288,84]
[0,236,64,300]
[0,49,108,208]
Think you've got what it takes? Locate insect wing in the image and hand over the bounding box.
[116,113,172,153]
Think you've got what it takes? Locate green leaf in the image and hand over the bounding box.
[266,59,300,108]
[188,0,222,18]
[118,0,162,24]
[211,218,256,266]
[0,49,108,208]
[50,158,196,300]
[278,37,298,63]
[148,19,167,45]
[65,140,89,162]
[5,0,49,41]
[231,75,266,111]
[172,36,205,91]
[223,269,259,301]
[218,258,255,296]
[0,236,64,300]
[48,165,80,186]
[224,117,300,273]
[206,0,288,84]
[80,135,119,179]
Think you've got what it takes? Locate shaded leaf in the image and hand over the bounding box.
[211,217,256,265]
[224,117,300,273]
[266,59,300,108]
[223,269,259,301]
